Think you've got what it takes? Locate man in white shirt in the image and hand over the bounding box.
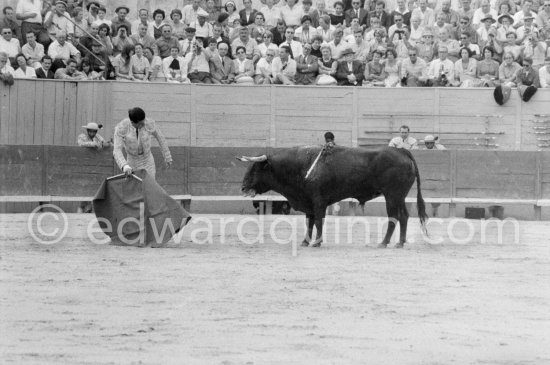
[131,9,154,38]
[0,27,21,64]
[190,9,213,39]
[0,51,15,77]
[425,45,454,86]
[130,23,156,50]
[260,0,281,28]
[47,31,80,72]
[279,26,302,59]
[513,0,537,29]
[21,31,44,68]
[280,0,304,28]
[15,0,44,45]
[43,0,74,42]
[272,45,296,84]
[411,0,435,28]
[163,45,189,83]
[388,125,418,149]
[471,0,497,28]
[182,0,203,26]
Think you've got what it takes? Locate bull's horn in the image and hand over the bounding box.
[236,155,267,162]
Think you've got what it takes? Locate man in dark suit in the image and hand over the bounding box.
[35,55,54,79]
[335,47,364,86]
[210,41,235,84]
[367,0,391,29]
[390,0,411,27]
[271,21,286,46]
[239,0,258,26]
[345,0,368,29]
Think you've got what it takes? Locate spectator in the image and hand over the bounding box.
[416,28,436,63]
[15,0,44,45]
[388,13,408,43]
[254,47,275,84]
[411,0,435,28]
[335,47,364,85]
[211,41,236,84]
[433,12,454,40]
[363,49,385,86]
[112,24,134,56]
[435,28,460,62]
[180,27,197,56]
[476,14,498,51]
[522,33,548,69]
[111,6,132,36]
[435,0,459,28]
[310,35,323,57]
[389,125,417,149]
[144,46,163,81]
[97,23,114,56]
[212,22,232,51]
[295,42,318,85]
[231,25,261,64]
[391,0,412,28]
[191,9,214,38]
[258,30,279,57]
[54,57,86,79]
[476,46,500,86]
[456,16,478,45]
[0,27,21,66]
[422,135,445,150]
[1,6,21,44]
[204,36,220,59]
[92,6,111,28]
[223,2,240,31]
[279,26,302,58]
[44,0,74,43]
[472,0,498,28]
[349,28,370,63]
[163,45,190,83]
[232,45,255,83]
[516,56,541,88]
[453,47,477,86]
[85,1,100,27]
[13,53,36,78]
[302,0,320,28]
[78,23,100,58]
[407,15,424,46]
[132,9,154,38]
[458,0,474,24]
[316,44,337,85]
[345,0,368,28]
[272,20,287,45]
[383,48,400,87]
[536,1,550,40]
[183,0,203,27]
[35,55,54,79]
[152,9,167,40]
[499,51,522,87]
[170,9,186,40]
[261,0,282,28]
[539,57,550,87]
[317,14,334,42]
[130,23,156,50]
[155,24,180,59]
[513,0,537,28]
[83,41,114,80]
[0,51,15,84]
[328,26,347,60]
[426,45,454,86]
[343,16,362,39]
[48,31,80,73]
[368,0,392,29]
[295,15,317,44]
[205,0,220,24]
[72,7,87,45]
[281,0,304,28]
[400,48,427,86]
[185,38,214,83]
[496,14,515,44]
[239,0,259,26]
[114,44,135,81]
[502,32,522,62]
[130,43,150,81]
[459,31,480,60]
[271,44,296,84]
[330,1,346,26]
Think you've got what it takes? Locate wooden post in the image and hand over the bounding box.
[449,150,457,217]
[535,152,542,220]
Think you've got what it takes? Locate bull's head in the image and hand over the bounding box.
[237,155,272,197]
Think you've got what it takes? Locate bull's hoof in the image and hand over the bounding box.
[377,242,388,248]
[394,242,405,249]
[311,240,322,248]
[301,240,310,247]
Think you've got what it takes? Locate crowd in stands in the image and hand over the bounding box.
[0,0,549,87]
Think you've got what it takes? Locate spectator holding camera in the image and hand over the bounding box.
[112,24,134,57]
[426,45,454,86]
[185,38,214,83]
[43,0,74,43]
[111,6,132,36]
[400,48,427,86]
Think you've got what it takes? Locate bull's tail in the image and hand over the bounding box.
[410,153,429,236]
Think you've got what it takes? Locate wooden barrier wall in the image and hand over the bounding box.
[1,80,549,150]
[0,145,548,202]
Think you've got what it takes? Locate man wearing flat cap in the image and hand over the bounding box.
[43,0,74,43]
[179,27,196,56]
[111,6,132,36]
[335,47,364,86]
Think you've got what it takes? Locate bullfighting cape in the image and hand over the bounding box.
[92,170,191,246]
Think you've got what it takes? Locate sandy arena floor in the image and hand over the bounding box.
[1,213,550,364]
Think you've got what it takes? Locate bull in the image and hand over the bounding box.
[238,146,428,248]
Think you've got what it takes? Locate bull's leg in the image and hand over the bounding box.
[302,215,315,247]
[395,201,409,248]
[311,206,326,247]
[378,200,398,248]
